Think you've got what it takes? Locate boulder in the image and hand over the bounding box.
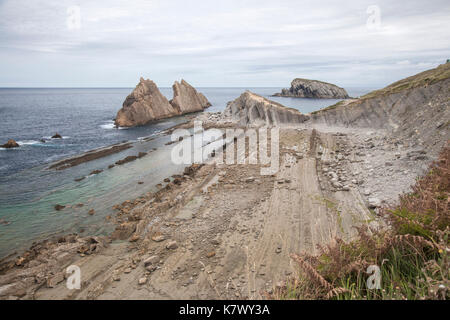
[1,139,19,148]
[274,78,349,99]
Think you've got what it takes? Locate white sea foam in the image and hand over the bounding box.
[17,140,41,146]
[100,121,128,130]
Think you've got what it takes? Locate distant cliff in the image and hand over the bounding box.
[115,78,211,127]
[223,91,309,126]
[274,78,349,99]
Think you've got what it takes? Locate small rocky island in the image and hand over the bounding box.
[115,78,211,127]
[273,78,349,99]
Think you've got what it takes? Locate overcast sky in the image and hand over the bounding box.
[0,0,449,88]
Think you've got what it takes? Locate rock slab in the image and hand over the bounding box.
[223,91,309,126]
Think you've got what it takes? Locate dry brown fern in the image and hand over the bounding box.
[290,253,334,291]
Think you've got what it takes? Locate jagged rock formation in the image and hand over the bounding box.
[274,78,349,99]
[170,79,211,114]
[1,139,19,148]
[308,63,450,154]
[115,78,178,127]
[115,78,211,127]
[223,91,309,126]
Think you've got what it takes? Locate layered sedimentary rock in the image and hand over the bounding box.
[115,78,211,127]
[308,63,450,154]
[223,91,309,126]
[274,78,349,99]
[170,79,211,113]
[115,78,178,127]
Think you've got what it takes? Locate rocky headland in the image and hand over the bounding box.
[273,78,349,99]
[114,78,211,127]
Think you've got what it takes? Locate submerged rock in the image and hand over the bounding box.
[51,133,62,139]
[1,139,19,148]
[223,91,309,126]
[274,78,349,99]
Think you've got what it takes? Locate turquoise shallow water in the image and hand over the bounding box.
[0,87,372,259]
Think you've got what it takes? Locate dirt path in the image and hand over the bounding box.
[25,128,379,300]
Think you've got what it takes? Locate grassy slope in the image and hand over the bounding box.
[311,62,450,115]
[269,145,449,300]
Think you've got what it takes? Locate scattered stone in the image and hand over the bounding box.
[47,273,65,288]
[206,251,216,258]
[88,209,95,216]
[138,277,147,285]
[143,255,159,267]
[368,197,381,208]
[166,241,178,250]
[151,234,165,242]
[54,204,65,211]
[90,170,103,175]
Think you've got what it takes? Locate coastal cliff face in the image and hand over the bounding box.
[308,63,450,153]
[115,78,211,127]
[170,79,211,113]
[274,78,349,99]
[115,78,177,127]
[223,91,309,126]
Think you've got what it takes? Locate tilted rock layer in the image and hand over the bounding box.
[223,91,309,126]
[115,78,211,127]
[274,78,349,99]
[308,63,450,155]
[170,79,211,114]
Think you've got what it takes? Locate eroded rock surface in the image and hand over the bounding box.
[223,91,309,126]
[115,78,211,127]
[115,78,177,127]
[170,79,211,113]
[274,78,349,99]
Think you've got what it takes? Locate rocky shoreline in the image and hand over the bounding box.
[0,64,448,300]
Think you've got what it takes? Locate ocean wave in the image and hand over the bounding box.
[100,121,128,130]
[17,140,41,146]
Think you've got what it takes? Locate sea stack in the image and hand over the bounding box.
[223,91,309,126]
[114,78,178,127]
[115,78,211,127]
[274,78,349,99]
[170,79,211,113]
